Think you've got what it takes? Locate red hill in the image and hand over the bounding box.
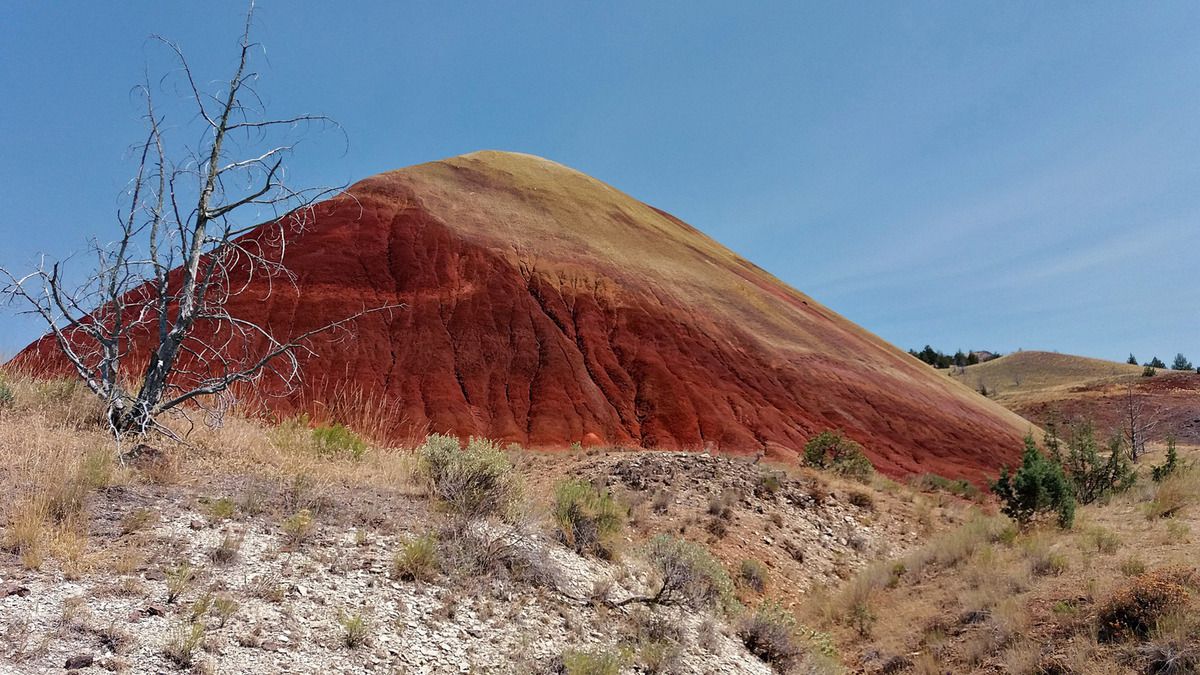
[13,151,1032,481]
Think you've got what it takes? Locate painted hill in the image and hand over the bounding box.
[949,350,1200,444]
[13,151,1034,481]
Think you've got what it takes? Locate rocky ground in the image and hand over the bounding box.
[548,451,933,611]
[2,445,928,674]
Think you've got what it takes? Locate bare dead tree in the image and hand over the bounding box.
[1121,384,1158,461]
[1,4,397,437]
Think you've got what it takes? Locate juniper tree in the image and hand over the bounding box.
[992,433,1075,528]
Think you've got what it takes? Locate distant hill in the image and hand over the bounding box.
[947,351,1143,402]
[949,350,1200,444]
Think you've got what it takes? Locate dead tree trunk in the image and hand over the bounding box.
[2,3,399,438]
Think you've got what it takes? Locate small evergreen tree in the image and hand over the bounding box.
[1060,422,1136,505]
[991,433,1076,528]
[1145,356,1166,369]
[911,345,955,368]
[1151,438,1180,483]
[1171,353,1193,371]
[919,345,939,366]
[1127,354,1138,365]
[1042,417,1064,464]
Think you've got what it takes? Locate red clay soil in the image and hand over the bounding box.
[1017,372,1200,446]
[11,151,1034,483]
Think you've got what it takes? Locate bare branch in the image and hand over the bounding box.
[152,303,403,413]
[3,4,391,439]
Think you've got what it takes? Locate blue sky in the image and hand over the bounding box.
[1,2,1197,363]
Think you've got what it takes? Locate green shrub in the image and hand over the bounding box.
[1119,556,1147,577]
[638,638,682,674]
[912,473,982,500]
[738,601,802,671]
[1052,599,1079,616]
[561,648,627,675]
[849,600,876,637]
[1142,366,1157,377]
[162,621,205,667]
[418,434,523,522]
[739,558,769,593]
[803,430,874,482]
[339,611,371,649]
[212,596,238,627]
[281,509,315,546]
[1151,438,1181,483]
[391,534,439,582]
[312,423,367,460]
[552,479,624,559]
[1086,527,1121,555]
[991,434,1075,528]
[165,563,195,604]
[755,471,783,497]
[1057,422,1135,505]
[0,380,13,410]
[643,535,733,610]
[1030,550,1069,577]
[207,497,236,521]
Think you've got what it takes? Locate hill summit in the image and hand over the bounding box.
[15,151,1032,480]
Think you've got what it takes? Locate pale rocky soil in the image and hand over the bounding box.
[0,484,767,674]
[536,451,935,611]
[0,446,933,675]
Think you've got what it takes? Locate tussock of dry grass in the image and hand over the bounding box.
[1145,465,1200,520]
[0,368,422,574]
[820,511,1011,632]
[0,374,129,571]
[184,413,422,497]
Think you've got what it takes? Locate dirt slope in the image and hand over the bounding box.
[13,151,1033,481]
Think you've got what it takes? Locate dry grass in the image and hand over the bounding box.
[810,443,1200,673]
[1145,465,1200,520]
[4,365,1199,675]
[0,373,129,571]
[0,369,428,577]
